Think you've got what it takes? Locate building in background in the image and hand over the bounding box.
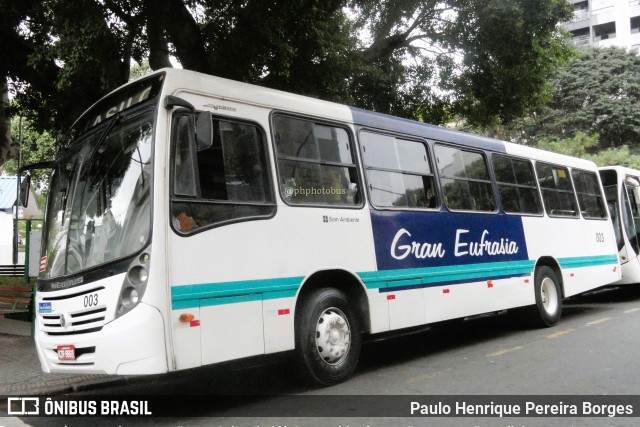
[0,175,42,265]
[564,0,640,49]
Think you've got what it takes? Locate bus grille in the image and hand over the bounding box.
[40,306,107,335]
[38,286,108,336]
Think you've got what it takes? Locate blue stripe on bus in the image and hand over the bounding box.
[170,255,617,309]
[349,106,507,153]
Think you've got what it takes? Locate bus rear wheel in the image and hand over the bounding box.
[529,266,562,327]
[295,288,362,386]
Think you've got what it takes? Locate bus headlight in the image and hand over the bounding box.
[128,266,149,285]
[116,249,151,319]
[122,287,140,307]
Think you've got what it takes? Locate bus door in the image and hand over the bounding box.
[621,175,640,263]
[600,169,626,261]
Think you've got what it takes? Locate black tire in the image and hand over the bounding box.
[294,288,362,386]
[527,266,563,327]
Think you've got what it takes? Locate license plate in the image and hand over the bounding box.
[57,345,76,361]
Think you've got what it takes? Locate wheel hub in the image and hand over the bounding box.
[540,277,558,314]
[316,308,351,365]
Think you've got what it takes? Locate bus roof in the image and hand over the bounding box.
[94,68,599,171]
[599,165,640,174]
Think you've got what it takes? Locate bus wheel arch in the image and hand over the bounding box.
[293,269,368,386]
[534,257,565,299]
[529,258,564,327]
[295,269,371,333]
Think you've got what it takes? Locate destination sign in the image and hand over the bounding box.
[73,73,164,134]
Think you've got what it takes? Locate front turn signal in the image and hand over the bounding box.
[179,313,195,323]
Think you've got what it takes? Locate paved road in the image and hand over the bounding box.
[9,285,640,427]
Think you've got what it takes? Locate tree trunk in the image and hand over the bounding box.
[0,78,15,168]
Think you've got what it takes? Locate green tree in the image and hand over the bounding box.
[0,117,56,190]
[450,0,573,126]
[521,47,640,149]
[0,0,573,166]
[590,145,640,169]
[536,132,599,158]
[534,132,640,169]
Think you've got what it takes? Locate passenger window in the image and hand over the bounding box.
[571,169,607,219]
[435,144,495,212]
[492,155,542,215]
[273,115,360,206]
[196,120,270,203]
[361,132,437,209]
[535,162,578,217]
[171,112,275,233]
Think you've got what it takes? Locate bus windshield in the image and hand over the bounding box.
[41,110,154,279]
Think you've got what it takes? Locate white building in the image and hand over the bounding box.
[564,0,640,49]
[0,175,42,265]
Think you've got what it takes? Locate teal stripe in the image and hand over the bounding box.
[175,290,302,309]
[201,293,260,307]
[358,260,536,289]
[558,254,618,269]
[172,276,303,300]
[170,254,617,309]
[171,276,303,310]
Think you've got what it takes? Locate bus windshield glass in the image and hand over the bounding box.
[41,110,154,279]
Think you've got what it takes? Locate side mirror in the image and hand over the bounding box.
[195,112,213,151]
[625,176,640,188]
[19,174,31,208]
[18,160,56,208]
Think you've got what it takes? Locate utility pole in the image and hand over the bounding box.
[12,117,22,266]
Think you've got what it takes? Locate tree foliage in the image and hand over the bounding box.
[0,117,57,190]
[536,131,599,158]
[590,145,640,169]
[535,132,640,170]
[519,47,640,149]
[0,0,573,166]
[451,0,573,126]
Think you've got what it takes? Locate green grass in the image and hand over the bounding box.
[0,277,34,287]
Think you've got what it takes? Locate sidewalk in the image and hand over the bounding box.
[0,315,124,396]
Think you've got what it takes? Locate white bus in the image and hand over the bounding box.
[31,69,620,386]
[600,166,640,284]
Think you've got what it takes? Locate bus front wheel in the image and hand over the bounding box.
[295,288,362,386]
[530,266,562,327]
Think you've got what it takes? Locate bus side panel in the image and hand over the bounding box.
[200,297,264,365]
[387,286,426,330]
[168,205,378,365]
[520,217,583,262]
[578,216,621,292]
[423,275,533,323]
[369,210,532,325]
[263,296,296,353]
[521,216,619,296]
[171,306,202,370]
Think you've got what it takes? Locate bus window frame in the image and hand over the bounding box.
[270,111,365,210]
[534,160,581,219]
[358,128,440,212]
[571,168,609,221]
[490,153,545,218]
[169,109,277,236]
[433,142,499,215]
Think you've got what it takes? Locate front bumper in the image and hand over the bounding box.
[35,303,168,375]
